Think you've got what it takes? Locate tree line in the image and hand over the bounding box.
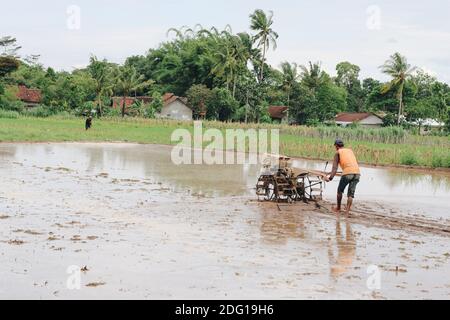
[0,9,449,131]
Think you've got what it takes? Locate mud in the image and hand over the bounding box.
[0,143,449,299]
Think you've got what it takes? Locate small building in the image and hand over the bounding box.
[16,85,42,108]
[111,93,192,121]
[410,118,445,135]
[268,106,288,123]
[112,96,152,109]
[335,112,384,128]
[159,93,192,121]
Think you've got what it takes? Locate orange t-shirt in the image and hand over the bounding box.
[338,148,360,176]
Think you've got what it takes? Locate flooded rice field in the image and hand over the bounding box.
[0,143,449,299]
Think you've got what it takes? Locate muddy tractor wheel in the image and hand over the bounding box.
[265,182,276,201]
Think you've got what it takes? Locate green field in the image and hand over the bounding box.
[1,116,449,169]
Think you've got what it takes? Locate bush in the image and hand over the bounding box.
[149,92,164,114]
[21,105,54,118]
[0,99,25,113]
[206,88,238,121]
[400,153,419,166]
[309,125,407,144]
[53,111,75,119]
[103,107,121,117]
[0,109,20,119]
[0,85,25,112]
[432,155,450,168]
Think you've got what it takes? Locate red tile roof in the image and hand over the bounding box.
[335,112,375,122]
[162,93,175,102]
[268,106,288,119]
[17,85,42,104]
[112,97,136,109]
[162,93,188,107]
[112,94,188,110]
[112,96,153,109]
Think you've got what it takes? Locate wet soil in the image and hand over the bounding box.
[0,143,449,299]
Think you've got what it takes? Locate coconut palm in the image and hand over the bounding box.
[300,62,326,91]
[209,30,249,98]
[280,62,300,122]
[380,52,416,125]
[249,9,278,82]
[88,56,113,116]
[280,62,300,106]
[114,66,153,117]
[166,26,196,41]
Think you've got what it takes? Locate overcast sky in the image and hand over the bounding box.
[1,0,449,83]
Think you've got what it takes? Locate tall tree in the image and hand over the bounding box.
[0,36,21,78]
[87,56,113,116]
[0,56,20,78]
[280,62,300,121]
[380,52,416,125]
[335,62,364,111]
[0,36,21,57]
[114,66,152,117]
[335,62,360,88]
[249,9,278,82]
[300,62,327,91]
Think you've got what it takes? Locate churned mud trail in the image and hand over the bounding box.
[253,200,450,237]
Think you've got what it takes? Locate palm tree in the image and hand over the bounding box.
[211,41,237,94]
[208,29,249,98]
[280,62,300,120]
[114,66,152,117]
[88,56,113,117]
[249,9,279,82]
[300,62,326,91]
[166,26,196,41]
[380,53,416,125]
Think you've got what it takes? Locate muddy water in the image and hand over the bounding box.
[289,159,450,221]
[0,143,449,299]
[4,144,450,219]
[2,143,448,219]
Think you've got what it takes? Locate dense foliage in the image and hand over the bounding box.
[0,11,449,131]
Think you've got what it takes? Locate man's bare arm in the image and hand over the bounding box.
[328,153,340,181]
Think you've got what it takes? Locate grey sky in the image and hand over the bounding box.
[1,0,449,83]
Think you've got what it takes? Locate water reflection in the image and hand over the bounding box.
[259,208,307,245]
[382,169,450,193]
[328,218,356,280]
[0,143,449,218]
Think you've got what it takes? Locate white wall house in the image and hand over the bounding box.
[335,113,384,128]
[158,93,193,121]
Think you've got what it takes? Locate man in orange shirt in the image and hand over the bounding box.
[326,139,361,215]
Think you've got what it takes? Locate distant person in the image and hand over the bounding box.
[85,116,93,131]
[326,139,361,215]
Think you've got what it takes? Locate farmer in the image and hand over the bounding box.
[85,116,93,131]
[325,139,361,215]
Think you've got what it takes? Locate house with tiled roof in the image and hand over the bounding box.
[268,106,288,123]
[111,96,152,109]
[334,112,384,128]
[16,85,42,108]
[159,93,192,121]
[111,93,192,120]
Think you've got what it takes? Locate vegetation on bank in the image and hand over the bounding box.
[1,8,449,129]
[1,116,449,169]
[1,8,449,169]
